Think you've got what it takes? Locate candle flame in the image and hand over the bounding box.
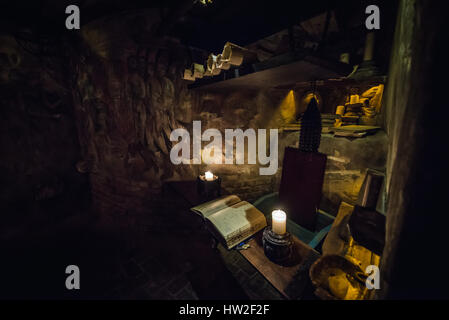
[205,171,214,181]
[272,209,286,220]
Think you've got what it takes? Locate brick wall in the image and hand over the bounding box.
[71,10,388,225]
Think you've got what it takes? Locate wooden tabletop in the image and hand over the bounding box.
[166,180,319,299]
[239,231,320,300]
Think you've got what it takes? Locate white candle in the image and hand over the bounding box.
[205,171,214,181]
[272,210,287,235]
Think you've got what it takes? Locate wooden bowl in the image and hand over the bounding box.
[309,254,367,300]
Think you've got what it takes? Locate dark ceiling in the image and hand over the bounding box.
[0,0,397,53]
[170,0,340,51]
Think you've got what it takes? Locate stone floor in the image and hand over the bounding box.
[0,190,289,300]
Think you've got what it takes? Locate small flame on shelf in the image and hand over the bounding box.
[205,171,214,181]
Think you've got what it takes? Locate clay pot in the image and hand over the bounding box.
[222,42,244,66]
[206,54,221,75]
[216,54,231,70]
[309,254,367,300]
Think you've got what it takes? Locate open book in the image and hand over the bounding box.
[191,195,267,249]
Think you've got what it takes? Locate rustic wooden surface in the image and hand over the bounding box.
[240,231,320,300]
[191,56,350,92]
[166,180,322,299]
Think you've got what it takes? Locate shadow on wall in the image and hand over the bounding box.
[0,34,90,238]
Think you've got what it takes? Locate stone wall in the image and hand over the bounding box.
[282,130,387,214]
[0,33,88,237]
[68,10,199,225]
[188,89,284,202]
[69,9,389,225]
[191,88,387,214]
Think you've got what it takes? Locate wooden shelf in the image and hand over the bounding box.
[277,74,387,90]
[188,53,352,92]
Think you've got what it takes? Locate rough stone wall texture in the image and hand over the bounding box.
[69,10,389,224]
[281,131,387,214]
[190,89,284,203]
[68,11,198,225]
[192,88,387,214]
[0,33,88,237]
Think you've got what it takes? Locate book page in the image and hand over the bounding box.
[206,201,267,248]
[190,195,241,219]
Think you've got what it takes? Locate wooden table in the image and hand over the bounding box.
[165,180,319,299]
[239,231,320,300]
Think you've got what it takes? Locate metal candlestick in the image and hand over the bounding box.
[197,175,221,200]
[262,227,293,265]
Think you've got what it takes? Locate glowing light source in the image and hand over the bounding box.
[205,171,214,181]
[303,92,320,106]
[272,210,287,235]
[280,90,296,122]
[197,0,213,6]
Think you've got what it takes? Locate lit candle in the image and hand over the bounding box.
[272,210,287,235]
[205,171,214,181]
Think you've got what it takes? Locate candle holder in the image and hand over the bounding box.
[262,227,293,265]
[197,174,221,200]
